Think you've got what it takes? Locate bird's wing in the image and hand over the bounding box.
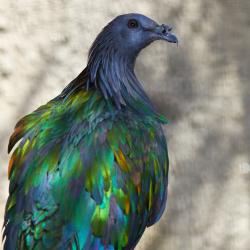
[4,89,102,249]
[4,89,168,250]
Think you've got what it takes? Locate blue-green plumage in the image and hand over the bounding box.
[3,13,177,250]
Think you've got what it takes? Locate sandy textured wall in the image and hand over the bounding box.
[0,0,249,249]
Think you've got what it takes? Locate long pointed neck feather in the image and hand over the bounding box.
[88,45,153,111]
[57,29,167,123]
[87,26,155,113]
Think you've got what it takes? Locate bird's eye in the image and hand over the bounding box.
[127,19,139,29]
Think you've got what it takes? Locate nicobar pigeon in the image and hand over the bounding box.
[3,13,178,250]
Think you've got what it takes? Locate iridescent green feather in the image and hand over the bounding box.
[4,87,168,250]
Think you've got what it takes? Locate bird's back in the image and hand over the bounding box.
[3,87,168,250]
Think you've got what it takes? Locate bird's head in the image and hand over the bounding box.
[112,13,177,55]
[88,13,178,65]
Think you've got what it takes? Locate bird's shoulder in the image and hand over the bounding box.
[7,89,104,173]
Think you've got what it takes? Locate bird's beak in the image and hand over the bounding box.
[154,24,178,44]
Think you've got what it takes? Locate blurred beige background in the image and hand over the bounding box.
[0,0,249,249]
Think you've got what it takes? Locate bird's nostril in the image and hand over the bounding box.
[161,24,172,34]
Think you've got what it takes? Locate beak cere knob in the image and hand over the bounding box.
[159,24,178,44]
[167,26,172,32]
[161,24,172,34]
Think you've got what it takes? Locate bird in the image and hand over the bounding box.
[3,13,178,250]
